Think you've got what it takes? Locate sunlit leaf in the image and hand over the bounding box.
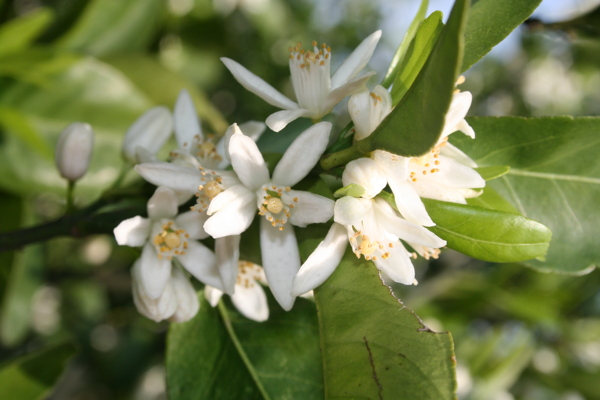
[0,8,54,57]
[461,0,543,72]
[467,186,519,213]
[474,165,510,181]
[0,342,76,400]
[453,116,600,273]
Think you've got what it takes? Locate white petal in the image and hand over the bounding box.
[331,30,382,89]
[216,121,267,170]
[260,218,299,311]
[428,156,485,189]
[412,179,469,204]
[204,286,223,307]
[441,143,478,168]
[333,196,371,226]
[265,109,310,132]
[286,190,334,227]
[348,90,372,140]
[140,243,172,299]
[169,267,200,323]
[456,119,475,139]
[147,187,179,220]
[229,131,270,191]
[231,281,269,322]
[207,185,252,215]
[174,210,209,240]
[221,57,299,110]
[135,147,158,164]
[204,190,256,238]
[272,122,331,186]
[374,245,415,285]
[441,91,472,139]
[323,72,376,113]
[216,235,241,294]
[132,259,177,322]
[135,162,202,193]
[342,158,386,198]
[123,106,173,162]
[113,216,150,246]
[174,89,203,149]
[292,223,347,296]
[387,178,434,226]
[176,241,224,290]
[238,120,266,142]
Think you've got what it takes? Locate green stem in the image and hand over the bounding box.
[217,301,272,400]
[109,162,131,191]
[66,180,75,214]
[320,140,371,170]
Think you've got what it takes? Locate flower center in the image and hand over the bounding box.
[257,184,297,230]
[152,221,189,260]
[191,167,224,213]
[409,137,446,182]
[236,261,266,288]
[349,230,392,262]
[195,136,223,169]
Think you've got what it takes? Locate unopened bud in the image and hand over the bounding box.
[55,123,94,181]
[122,106,173,163]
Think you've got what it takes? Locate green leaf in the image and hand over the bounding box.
[333,183,365,199]
[381,0,429,88]
[390,11,443,104]
[311,248,457,399]
[167,293,323,400]
[474,165,510,181]
[467,186,519,213]
[461,0,543,72]
[0,341,76,400]
[0,8,54,57]
[452,116,600,274]
[363,0,468,158]
[0,107,52,158]
[57,0,165,57]
[422,198,551,263]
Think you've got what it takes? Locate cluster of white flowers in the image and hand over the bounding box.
[111,30,485,323]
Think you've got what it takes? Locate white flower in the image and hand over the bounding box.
[348,86,485,226]
[122,106,173,163]
[131,259,200,323]
[170,89,265,170]
[221,30,381,132]
[292,158,446,296]
[55,122,94,181]
[204,122,335,310]
[114,187,225,299]
[205,261,269,322]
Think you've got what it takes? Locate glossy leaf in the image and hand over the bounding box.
[422,198,551,263]
[452,116,600,274]
[381,0,429,88]
[0,342,76,400]
[57,0,165,56]
[362,0,468,157]
[309,246,457,399]
[0,8,54,57]
[467,186,519,214]
[390,11,443,104]
[167,293,323,400]
[461,0,542,72]
[474,165,510,181]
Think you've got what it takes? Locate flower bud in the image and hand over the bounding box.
[122,106,173,163]
[55,122,94,181]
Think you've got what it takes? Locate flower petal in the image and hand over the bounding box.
[260,218,299,311]
[238,120,266,142]
[221,57,299,110]
[231,280,269,322]
[333,196,371,226]
[441,143,478,168]
[427,156,485,189]
[147,187,179,220]
[204,189,256,238]
[135,162,202,193]
[374,244,415,285]
[292,223,347,296]
[286,190,334,227]
[229,131,270,191]
[215,235,241,294]
[140,243,172,299]
[323,72,376,113]
[113,216,150,246]
[169,267,200,323]
[331,30,382,89]
[174,89,203,149]
[176,241,224,290]
[216,121,267,170]
[387,178,434,226]
[132,259,177,322]
[348,90,372,139]
[174,210,210,240]
[441,91,472,139]
[272,122,331,186]
[343,157,386,198]
[122,106,173,162]
[265,108,310,132]
[204,286,223,307]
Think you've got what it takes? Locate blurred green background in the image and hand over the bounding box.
[0,0,599,399]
